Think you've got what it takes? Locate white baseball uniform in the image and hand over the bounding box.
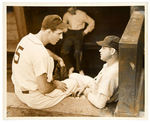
[11,33,78,109]
[69,61,118,109]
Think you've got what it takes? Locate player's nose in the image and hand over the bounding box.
[99,48,102,53]
[60,34,63,39]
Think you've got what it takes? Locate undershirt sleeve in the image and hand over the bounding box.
[33,55,49,77]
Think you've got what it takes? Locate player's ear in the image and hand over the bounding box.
[46,29,52,34]
[110,48,116,55]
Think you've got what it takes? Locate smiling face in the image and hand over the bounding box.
[44,29,63,45]
[99,46,113,62]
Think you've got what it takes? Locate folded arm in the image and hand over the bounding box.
[83,14,95,35]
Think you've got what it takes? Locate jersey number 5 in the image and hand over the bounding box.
[14,45,24,64]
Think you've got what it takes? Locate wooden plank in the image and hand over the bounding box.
[13,7,27,40]
[114,11,144,117]
[7,23,18,31]
[7,30,19,41]
[120,11,144,45]
[7,12,19,52]
[7,12,16,24]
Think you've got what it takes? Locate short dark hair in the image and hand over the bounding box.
[68,7,77,11]
[42,15,68,31]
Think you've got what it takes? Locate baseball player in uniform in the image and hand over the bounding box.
[69,35,119,109]
[11,15,78,109]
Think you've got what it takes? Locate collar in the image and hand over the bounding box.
[27,33,43,45]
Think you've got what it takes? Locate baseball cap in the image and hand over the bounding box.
[42,15,68,31]
[96,35,120,51]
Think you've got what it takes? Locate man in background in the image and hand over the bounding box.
[61,7,95,75]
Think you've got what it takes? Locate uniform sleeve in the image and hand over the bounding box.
[32,53,49,77]
[98,74,118,100]
[30,47,54,80]
[87,92,108,109]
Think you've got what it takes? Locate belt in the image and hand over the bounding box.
[22,90,29,94]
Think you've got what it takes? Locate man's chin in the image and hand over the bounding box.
[51,41,58,45]
[51,42,56,45]
[100,58,105,62]
[100,56,103,61]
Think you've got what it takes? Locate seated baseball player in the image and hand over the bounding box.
[11,15,78,109]
[69,35,119,109]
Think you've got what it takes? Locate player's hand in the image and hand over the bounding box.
[58,58,65,67]
[83,88,91,97]
[82,31,86,36]
[53,80,67,92]
[72,86,85,97]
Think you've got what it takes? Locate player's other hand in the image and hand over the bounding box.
[82,31,87,36]
[53,80,67,92]
[72,86,85,97]
[83,88,92,97]
[58,58,65,67]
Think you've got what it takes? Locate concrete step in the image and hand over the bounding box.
[7,92,114,117]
